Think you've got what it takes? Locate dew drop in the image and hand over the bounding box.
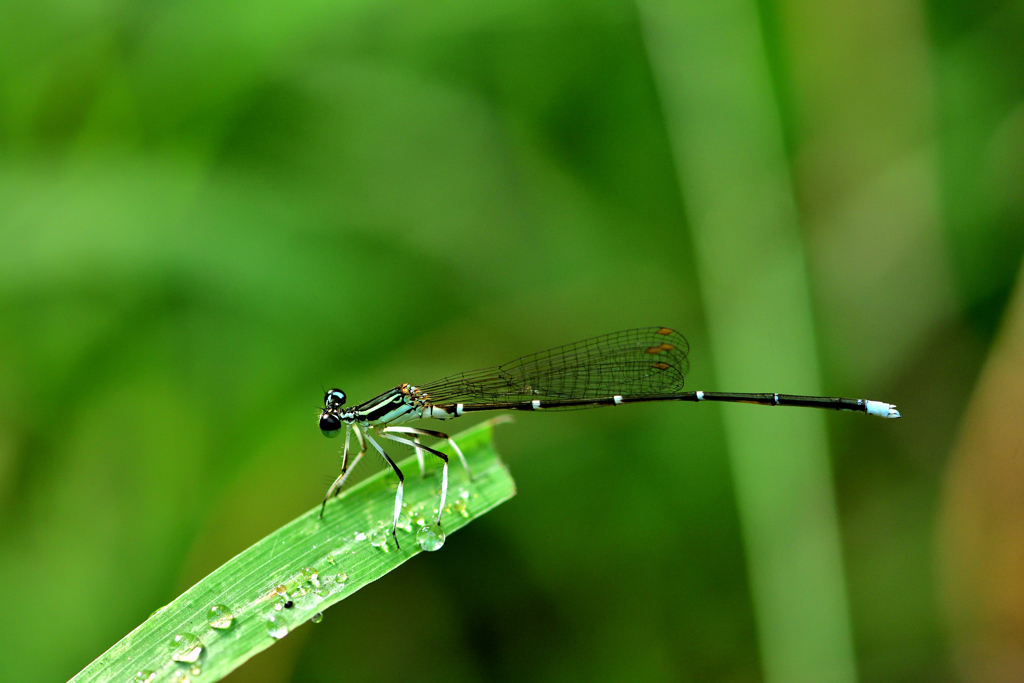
[170,633,203,663]
[189,664,202,676]
[273,600,285,611]
[369,526,389,549]
[334,571,348,584]
[451,498,468,517]
[169,670,190,683]
[311,612,323,624]
[396,515,412,533]
[411,511,427,527]
[353,531,367,541]
[416,525,445,552]
[265,615,289,639]
[301,567,320,588]
[323,547,348,569]
[207,604,234,630]
[134,671,156,683]
[457,487,469,500]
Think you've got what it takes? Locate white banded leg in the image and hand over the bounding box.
[339,423,367,488]
[387,426,472,481]
[364,432,405,549]
[381,429,449,527]
[319,424,368,518]
[413,434,426,478]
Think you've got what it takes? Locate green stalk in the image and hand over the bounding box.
[71,418,516,683]
[638,1,857,681]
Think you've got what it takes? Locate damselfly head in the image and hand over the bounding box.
[319,410,342,438]
[324,388,346,409]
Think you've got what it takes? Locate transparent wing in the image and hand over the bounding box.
[418,327,689,407]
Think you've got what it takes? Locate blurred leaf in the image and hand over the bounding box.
[639,1,858,681]
[939,251,1024,680]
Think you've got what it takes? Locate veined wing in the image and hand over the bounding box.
[418,327,689,408]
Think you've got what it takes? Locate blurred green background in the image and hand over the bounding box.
[2,0,1023,681]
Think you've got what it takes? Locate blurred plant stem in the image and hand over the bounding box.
[638,1,857,681]
[939,252,1024,681]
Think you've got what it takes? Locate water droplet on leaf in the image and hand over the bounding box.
[416,525,445,551]
[369,526,389,549]
[207,604,234,629]
[451,498,468,517]
[311,612,323,624]
[170,633,203,663]
[134,671,156,683]
[396,511,413,532]
[265,615,289,639]
[301,567,320,588]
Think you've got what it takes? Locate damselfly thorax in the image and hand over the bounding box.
[317,327,900,549]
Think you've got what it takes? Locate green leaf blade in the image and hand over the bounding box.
[72,418,516,683]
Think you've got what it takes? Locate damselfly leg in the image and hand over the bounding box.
[382,427,452,526]
[319,424,367,519]
[386,426,471,480]
[413,434,426,478]
[364,432,405,549]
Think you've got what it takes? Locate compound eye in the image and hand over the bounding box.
[319,411,342,438]
[324,388,346,409]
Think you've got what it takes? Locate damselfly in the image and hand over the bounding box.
[318,327,900,547]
